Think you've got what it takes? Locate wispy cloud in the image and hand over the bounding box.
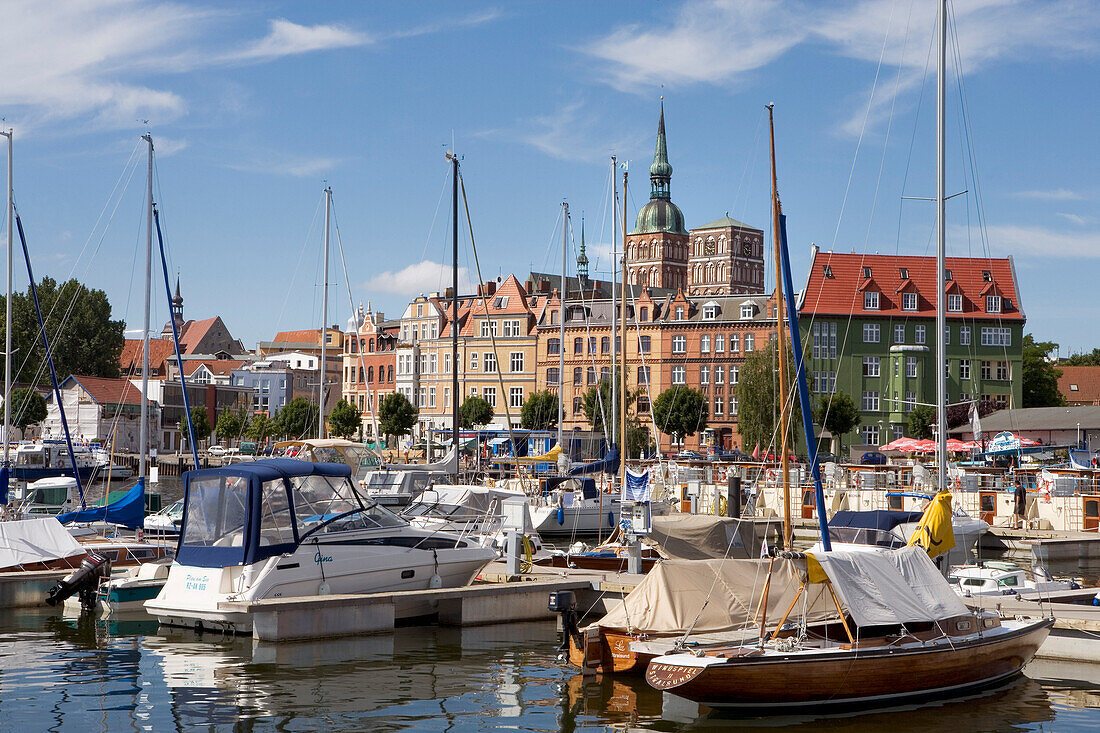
[228,18,371,63]
[982,224,1100,259]
[365,260,475,297]
[503,101,641,163]
[226,151,341,178]
[1057,212,1090,226]
[1014,188,1086,201]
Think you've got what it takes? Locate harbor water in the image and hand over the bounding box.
[1,607,1099,731]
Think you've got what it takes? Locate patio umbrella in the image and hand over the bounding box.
[945,438,973,452]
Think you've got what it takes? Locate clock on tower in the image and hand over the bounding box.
[742,241,753,257]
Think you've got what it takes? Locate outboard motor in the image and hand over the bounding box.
[45,553,111,610]
[548,590,580,660]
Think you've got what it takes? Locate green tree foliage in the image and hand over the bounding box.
[946,399,995,430]
[582,380,615,433]
[459,396,494,429]
[246,413,276,444]
[1063,348,1100,366]
[651,386,708,446]
[378,392,417,440]
[9,387,47,431]
[277,397,319,439]
[327,398,362,439]
[520,390,559,430]
[1,277,124,384]
[811,391,861,454]
[734,342,801,453]
[215,409,246,445]
[907,405,936,440]
[190,406,212,444]
[1023,334,1066,407]
[625,420,657,459]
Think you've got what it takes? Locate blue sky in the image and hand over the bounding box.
[1,0,1096,354]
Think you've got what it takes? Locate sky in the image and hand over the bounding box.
[0,0,1096,355]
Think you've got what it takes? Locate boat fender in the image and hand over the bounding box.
[1093,597,1099,606]
[607,511,614,528]
[318,581,331,595]
[557,507,565,525]
[429,574,443,589]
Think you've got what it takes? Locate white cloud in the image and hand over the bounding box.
[226,151,341,178]
[229,18,370,63]
[365,260,475,296]
[981,224,1100,258]
[1057,212,1090,226]
[1014,188,1086,201]
[507,102,640,163]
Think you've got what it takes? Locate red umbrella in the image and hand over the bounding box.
[881,437,920,452]
[752,444,760,460]
[945,438,972,452]
[912,439,937,453]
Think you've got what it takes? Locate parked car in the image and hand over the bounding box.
[676,450,703,460]
[860,451,888,465]
[239,441,257,456]
[207,445,228,457]
[815,452,841,465]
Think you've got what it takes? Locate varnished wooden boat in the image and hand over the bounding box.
[646,615,1053,710]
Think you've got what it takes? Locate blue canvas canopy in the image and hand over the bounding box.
[57,479,146,530]
[829,510,925,533]
[176,459,353,568]
[568,445,620,476]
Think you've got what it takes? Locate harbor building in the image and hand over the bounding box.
[341,302,399,439]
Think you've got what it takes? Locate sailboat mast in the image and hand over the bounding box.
[610,157,617,447]
[767,105,792,546]
[319,186,331,440]
[558,202,567,451]
[620,169,628,488]
[450,153,459,477]
[935,0,947,489]
[2,128,11,466]
[140,134,153,480]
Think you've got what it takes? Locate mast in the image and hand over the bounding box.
[935,0,947,489]
[558,202,567,451]
[140,134,153,480]
[449,152,459,477]
[620,168,628,493]
[319,186,331,440]
[610,156,617,447]
[2,128,10,467]
[767,105,792,547]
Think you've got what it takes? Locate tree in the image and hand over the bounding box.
[378,392,417,441]
[9,387,47,431]
[812,391,861,455]
[277,397,318,439]
[582,380,614,433]
[946,399,995,430]
[625,419,657,459]
[1064,348,1100,366]
[520,390,559,431]
[327,398,362,439]
[215,409,246,446]
[908,405,936,440]
[735,342,801,454]
[246,413,276,444]
[190,406,212,445]
[2,276,124,384]
[651,386,708,448]
[459,396,494,429]
[1023,334,1066,407]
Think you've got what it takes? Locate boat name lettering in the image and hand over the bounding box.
[313,551,333,564]
[184,573,210,592]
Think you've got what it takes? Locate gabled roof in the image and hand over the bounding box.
[461,275,534,336]
[65,375,153,407]
[179,316,222,353]
[181,359,248,377]
[1058,366,1100,405]
[800,251,1023,321]
[120,338,176,373]
[271,328,321,345]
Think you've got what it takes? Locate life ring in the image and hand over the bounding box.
[766,468,778,486]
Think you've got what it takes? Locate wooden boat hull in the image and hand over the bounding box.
[646,618,1053,710]
[537,553,658,574]
[568,628,652,674]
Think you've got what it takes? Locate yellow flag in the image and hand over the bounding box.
[804,553,829,584]
[907,490,956,559]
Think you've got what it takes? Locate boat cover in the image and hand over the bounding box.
[568,445,620,476]
[0,516,84,569]
[56,478,146,529]
[493,444,561,465]
[588,557,834,636]
[808,546,970,628]
[542,476,598,499]
[828,510,925,532]
[382,447,458,473]
[647,515,768,560]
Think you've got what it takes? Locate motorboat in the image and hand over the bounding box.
[91,448,134,480]
[9,440,98,484]
[360,448,459,507]
[144,498,183,536]
[527,477,622,537]
[401,484,543,554]
[63,560,171,615]
[144,458,497,633]
[948,561,1080,599]
[16,476,83,516]
[817,506,988,567]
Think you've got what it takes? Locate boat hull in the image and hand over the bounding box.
[646,618,1053,710]
[531,502,620,536]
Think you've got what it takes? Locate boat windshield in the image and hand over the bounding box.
[827,526,905,549]
[291,474,406,537]
[182,474,250,548]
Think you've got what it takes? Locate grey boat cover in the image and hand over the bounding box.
[646,514,771,560]
[809,545,970,628]
[0,517,83,570]
[589,557,835,636]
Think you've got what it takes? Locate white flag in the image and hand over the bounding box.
[968,401,983,442]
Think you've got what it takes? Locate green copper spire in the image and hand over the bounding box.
[577,217,589,278]
[631,100,687,235]
[649,99,672,196]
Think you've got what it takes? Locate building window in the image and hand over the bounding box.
[601,336,610,354]
[639,307,648,322]
[573,337,583,354]
[713,398,723,416]
[638,366,650,386]
[906,356,917,378]
[639,335,651,353]
[729,334,739,353]
[503,319,521,337]
[546,368,559,385]
[863,323,880,343]
[715,365,724,384]
[986,295,1002,313]
[961,326,971,346]
[587,367,597,385]
[703,304,718,319]
[901,292,917,311]
[588,337,597,353]
[959,359,971,380]
[914,324,925,344]
[671,365,686,384]
[862,390,879,411]
[745,334,755,351]
[444,353,452,373]
[862,356,880,377]
[715,334,725,353]
[572,396,582,415]
[601,366,610,383]
[893,324,904,344]
[572,366,582,385]
[948,293,962,312]
[861,424,879,446]
[483,387,496,407]
[637,395,651,413]
[996,361,1010,381]
[428,386,437,408]
[418,387,426,408]
[700,365,710,384]
[740,304,754,319]
[864,291,880,310]
[700,335,710,353]
[980,327,1012,347]
[470,353,478,372]
[672,335,687,353]
[981,361,991,380]
[510,352,524,372]
[675,306,684,320]
[547,338,560,355]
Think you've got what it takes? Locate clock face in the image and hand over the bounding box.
[704,241,716,256]
[742,242,753,256]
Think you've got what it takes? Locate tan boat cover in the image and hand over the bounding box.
[589,557,835,636]
[809,546,970,628]
[0,517,84,570]
[646,514,770,560]
[382,447,458,473]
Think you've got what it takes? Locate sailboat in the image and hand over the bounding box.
[644,5,1051,710]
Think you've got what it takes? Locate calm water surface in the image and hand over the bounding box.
[0,608,1098,732]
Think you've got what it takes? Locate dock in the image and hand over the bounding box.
[977,591,1100,663]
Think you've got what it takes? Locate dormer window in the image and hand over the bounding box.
[494,296,509,309]
[862,266,872,279]
[982,270,992,282]
[1071,384,1079,391]
[986,295,1002,313]
[864,291,879,310]
[948,293,963,312]
[675,306,684,320]
[901,292,917,311]
[899,267,909,279]
[740,304,754,319]
[703,303,718,319]
[639,307,648,322]
[823,264,834,278]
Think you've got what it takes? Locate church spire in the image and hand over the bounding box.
[649,99,672,200]
[577,217,589,279]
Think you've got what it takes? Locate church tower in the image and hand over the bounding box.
[626,101,689,291]
[162,276,186,338]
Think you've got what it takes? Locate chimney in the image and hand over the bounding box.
[444,287,454,299]
[538,278,550,293]
[485,281,496,296]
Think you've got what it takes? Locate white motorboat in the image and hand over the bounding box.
[144,458,497,633]
[948,560,1080,599]
[526,477,622,537]
[144,498,183,536]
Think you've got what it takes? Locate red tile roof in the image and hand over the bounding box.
[801,251,1023,321]
[120,338,176,373]
[179,316,221,353]
[182,359,248,377]
[271,328,321,345]
[70,375,152,406]
[460,275,534,336]
[1058,366,1100,405]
